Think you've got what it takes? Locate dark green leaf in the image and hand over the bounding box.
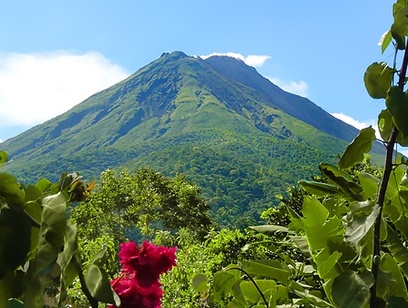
[364,62,394,98]
[378,109,394,142]
[0,173,25,207]
[345,203,379,250]
[7,298,24,308]
[391,2,408,49]
[0,209,31,278]
[319,164,364,200]
[57,222,80,304]
[331,270,373,308]
[240,260,289,284]
[231,280,247,307]
[358,172,380,200]
[35,178,52,193]
[386,86,408,145]
[85,264,119,304]
[192,274,208,293]
[23,185,42,202]
[339,127,376,169]
[213,270,240,303]
[378,253,408,299]
[240,279,275,305]
[298,180,341,196]
[23,201,41,225]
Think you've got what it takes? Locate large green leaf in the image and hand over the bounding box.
[192,274,208,293]
[0,209,31,278]
[302,197,340,251]
[358,172,380,200]
[57,222,81,304]
[339,127,376,169]
[240,260,290,284]
[0,173,25,207]
[385,225,408,280]
[298,180,341,197]
[386,86,408,145]
[213,270,240,303]
[239,279,276,305]
[319,164,364,201]
[364,62,393,99]
[377,253,408,300]
[391,1,408,49]
[345,202,380,251]
[314,248,341,281]
[85,264,119,305]
[30,192,67,277]
[331,270,373,307]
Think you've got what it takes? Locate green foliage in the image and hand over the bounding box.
[0,162,119,307]
[197,3,408,300]
[70,168,214,244]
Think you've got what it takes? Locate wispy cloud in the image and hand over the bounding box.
[0,51,129,128]
[200,52,271,67]
[332,112,408,157]
[267,77,309,97]
[331,112,381,139]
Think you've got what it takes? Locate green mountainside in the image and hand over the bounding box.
[0,51,381,227]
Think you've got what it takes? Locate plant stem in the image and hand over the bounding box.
[370,40,408,307]
[227,267,269,308]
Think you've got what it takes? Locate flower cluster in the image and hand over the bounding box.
[109,241,177,308]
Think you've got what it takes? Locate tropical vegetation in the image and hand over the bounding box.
[1,1,408,307]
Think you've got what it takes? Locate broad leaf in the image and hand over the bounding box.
[85,264,119,304]
[345,203,380,250]
[0,173,25,207]
[319,165,364,201]
[386,86,408,145]
[358,172,380,200]
[240,260,290,284]
[302,197,328,250]
[213,270,240,303]
[298,180,341,196]
[378,253,408,300]
[364,62,393,98]
[0,209,31,278]
[192,274,208,293]
[331,270,373,307]
[339,127,376,169]
[239,279,276,305]
[57,222,80,304]
[391,1,408,49]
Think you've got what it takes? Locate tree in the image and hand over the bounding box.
[70,167,214,245]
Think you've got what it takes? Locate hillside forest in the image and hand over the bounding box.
[2,1,408,307]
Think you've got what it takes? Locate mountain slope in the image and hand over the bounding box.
[0,51,377,227]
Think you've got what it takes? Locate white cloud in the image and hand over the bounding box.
[200,52,270,67]
[332,113,408,156]
[0,51,129,127]
[267,77,309,97]
[331,113,381,139]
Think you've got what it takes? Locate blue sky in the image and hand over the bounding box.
[0,1,396,145]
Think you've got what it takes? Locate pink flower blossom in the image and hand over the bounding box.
[110,241,176,308]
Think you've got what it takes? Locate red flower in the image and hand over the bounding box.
[110,241,177,308]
